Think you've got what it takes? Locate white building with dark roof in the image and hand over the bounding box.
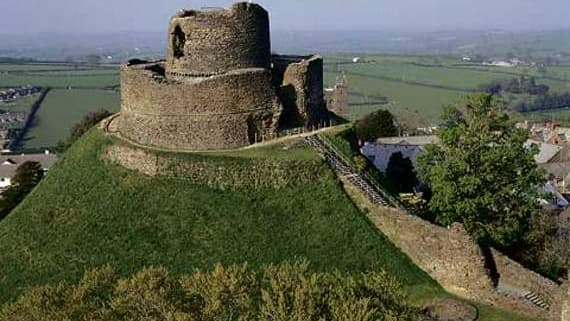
[361,136,439,172]
[0,152,58,190]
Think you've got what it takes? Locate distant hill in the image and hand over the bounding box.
[1,30,570,61]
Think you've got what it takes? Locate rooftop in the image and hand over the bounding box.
[0,153,58,179]
[375,135,440,146]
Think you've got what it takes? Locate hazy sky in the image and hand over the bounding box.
[1,0,569,33]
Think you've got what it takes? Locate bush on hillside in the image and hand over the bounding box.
[58,109,113,152]
[354,110,398,143]
[0,262,420,321]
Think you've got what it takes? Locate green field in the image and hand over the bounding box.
[2,57,568,150]
[23,89,120,149]
[521,108,570,124]
[0,63,120,150]
[0,63,87,71]
[324,55,570,123]
[0,72,118,88]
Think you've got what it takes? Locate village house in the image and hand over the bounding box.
[362,135,570,208]
[518,121,570,145]
[0,111,27,124]
[0,86,41,103]
[360,135,439,172]
[0,152,58,191]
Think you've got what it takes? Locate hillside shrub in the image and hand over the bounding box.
[58,109,112,152]
[0,262,420,321]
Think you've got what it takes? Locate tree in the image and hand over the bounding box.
[416,94,545,248]
[0,161,44,220]
[58,109,113,152]
[354,109,398,143]
[386,152,418,193]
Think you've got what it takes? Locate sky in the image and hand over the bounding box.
[1,0,569,34]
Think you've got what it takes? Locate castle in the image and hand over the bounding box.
[117,2,330,151]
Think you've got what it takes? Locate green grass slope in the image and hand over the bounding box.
[0,128,437,303]
[0,129,545,320]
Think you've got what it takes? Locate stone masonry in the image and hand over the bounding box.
[118,2,328,151]
[327,73,349,118]
[341,177,566,321]
[272,55,329,127]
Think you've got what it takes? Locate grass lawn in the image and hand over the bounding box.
[23,89,120,149]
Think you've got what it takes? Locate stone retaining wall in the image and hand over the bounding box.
[340,177,565,320]
[103,143,330,190]
[491,248,565,320]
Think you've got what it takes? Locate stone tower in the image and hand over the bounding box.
[116,2,329,151]
[118,3,280,151]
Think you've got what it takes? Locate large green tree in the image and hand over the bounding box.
[416,94,545,248]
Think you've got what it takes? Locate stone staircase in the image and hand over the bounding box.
[497,281,551,310]
[525,291,551,309]
[305,134,402,209]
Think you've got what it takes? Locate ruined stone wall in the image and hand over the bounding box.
[272,55,328,127]
[166,3,270,77]
[363,205,495,301]
[560,285,570,321]
[340,177,564,320]
[491,248,565,320]
[328,74,349,118]
[103,143,330,190]
[119,61,279,150]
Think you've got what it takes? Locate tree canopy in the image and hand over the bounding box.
[354,109,398,143]
[416,94,545,248]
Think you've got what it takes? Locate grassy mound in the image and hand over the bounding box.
[0,129,436,303]
[0,129,546,320]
